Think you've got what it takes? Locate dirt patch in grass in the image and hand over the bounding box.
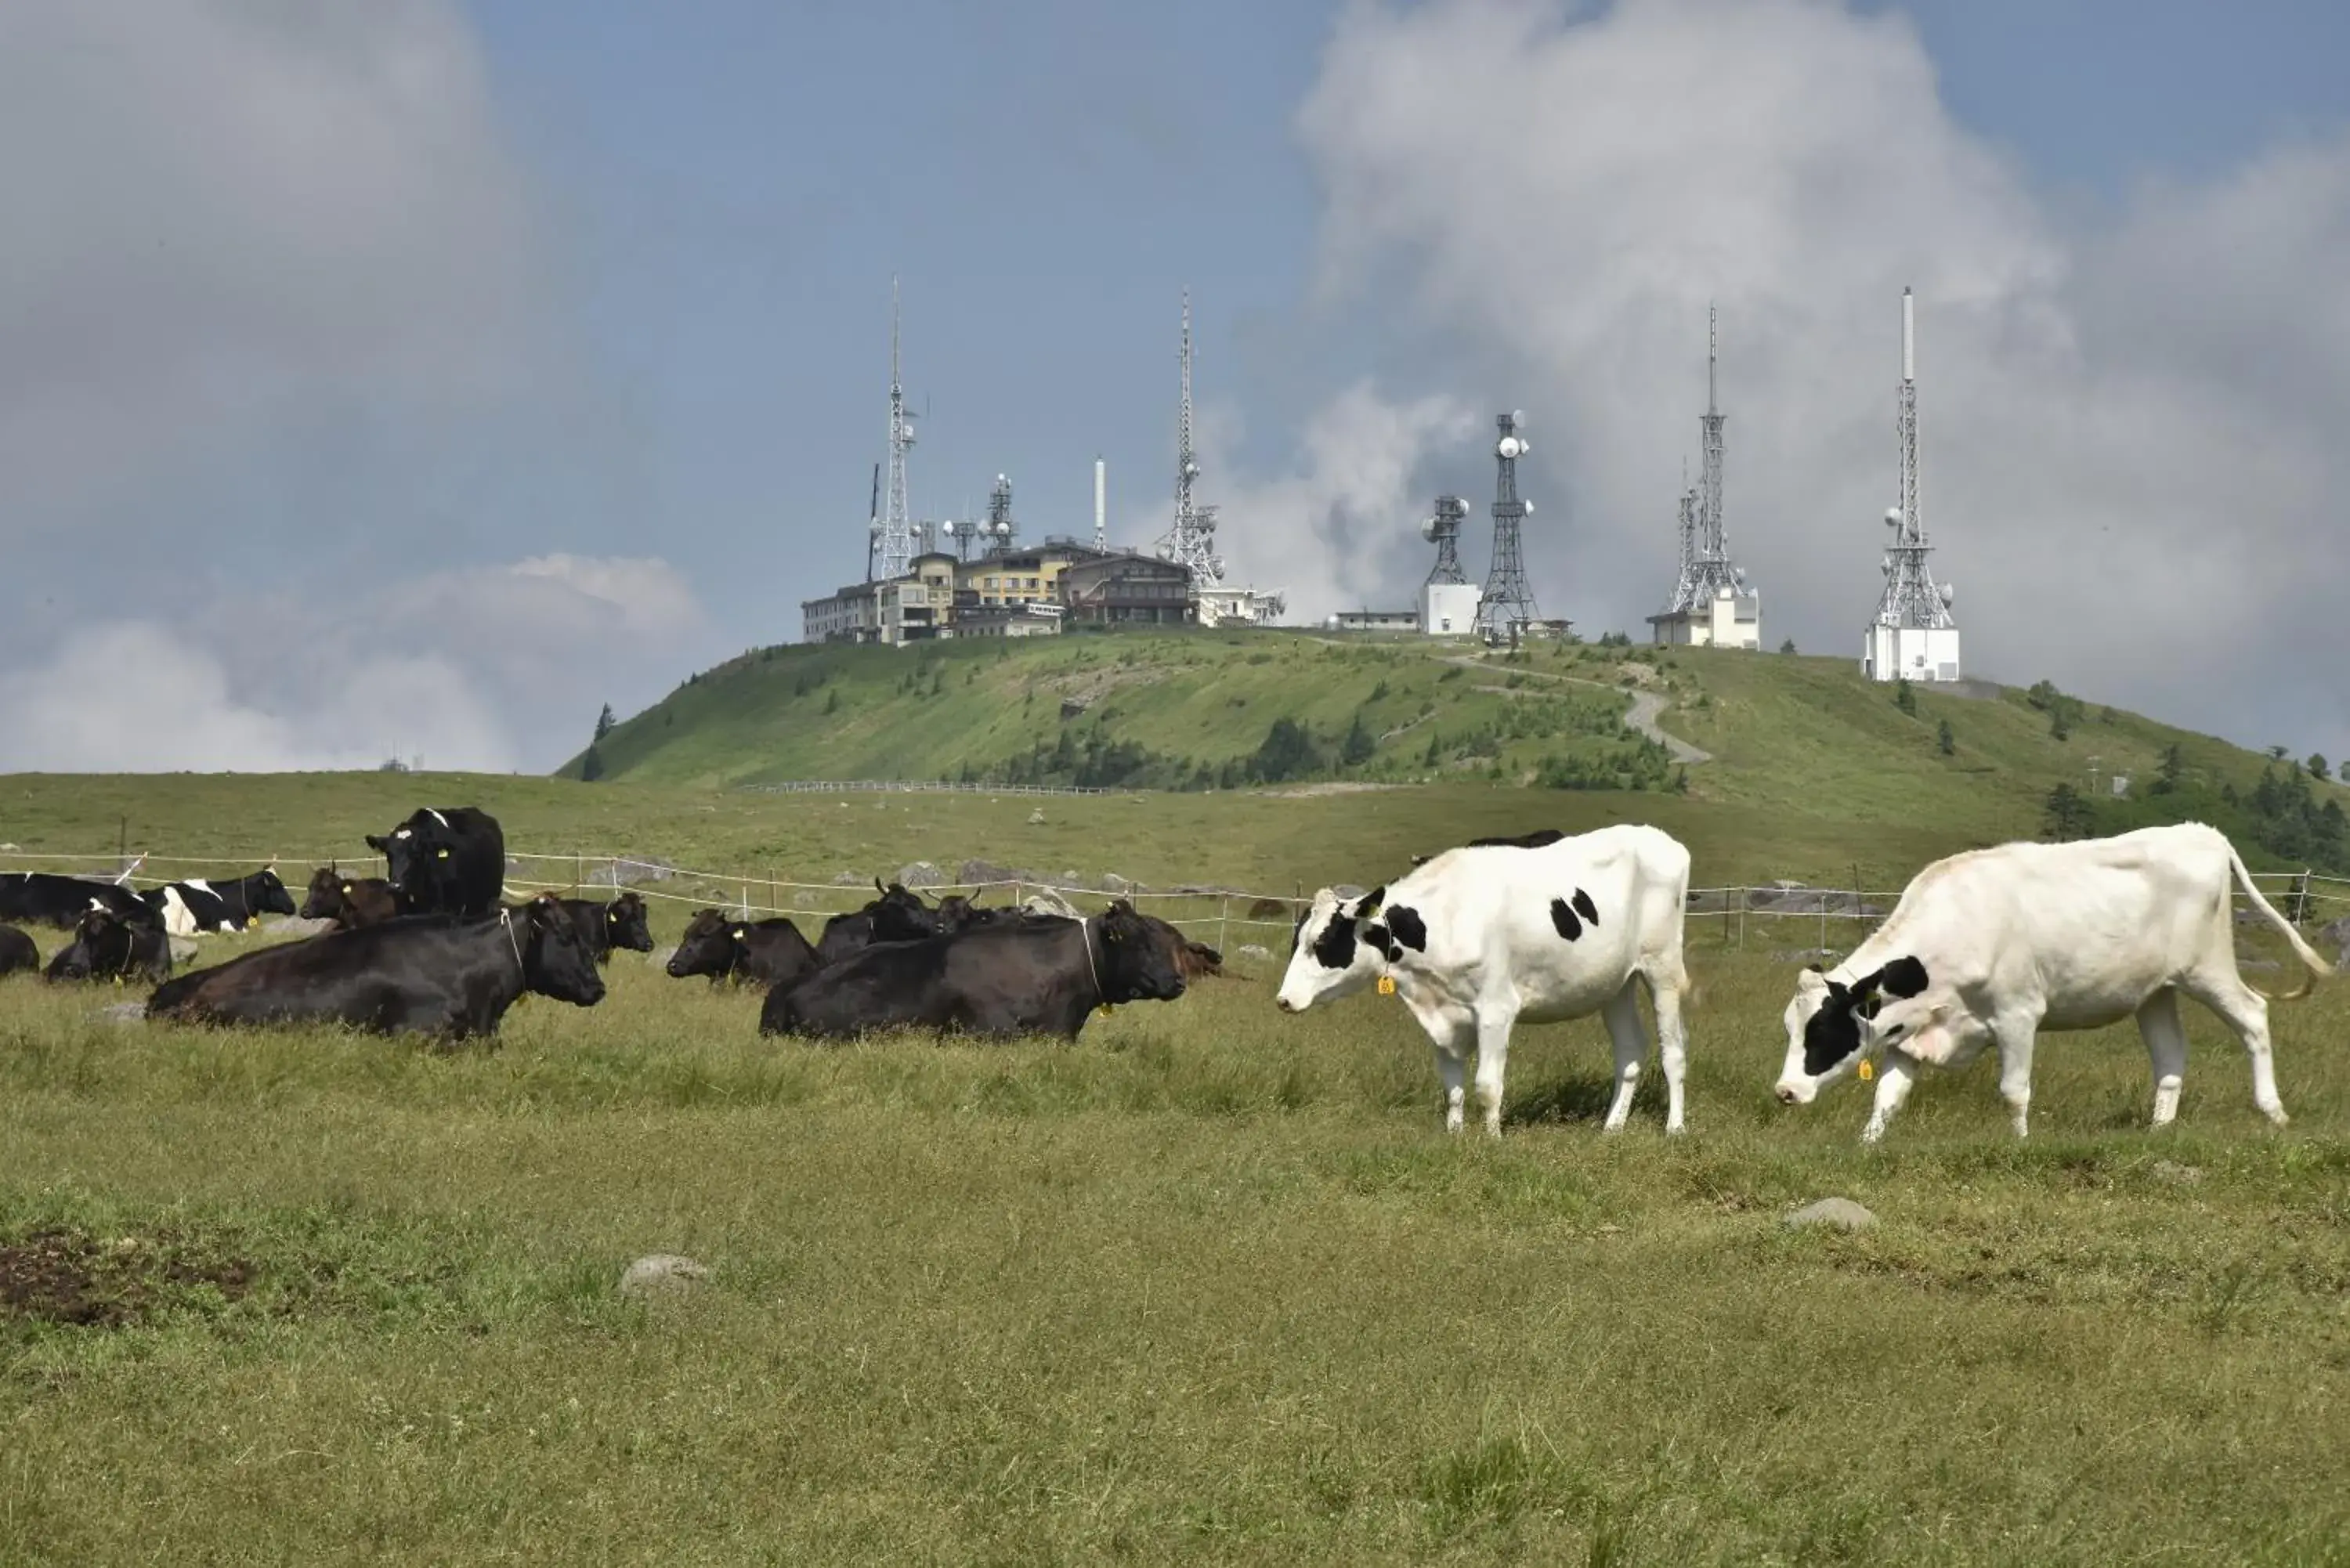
[0,1227,258,1328]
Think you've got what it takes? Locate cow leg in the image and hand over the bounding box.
[2135,988,2189,1128]
[1859,1049,1919,1144]
[1993,1017,2039,1139]
[1434,1042,1469,1134]
[1645,967,1690,1135]
[1598,981,1647,1134]
[1472,1008,1517,1138]
[2180,969,2287,1126]
[1403,999,1473,1133]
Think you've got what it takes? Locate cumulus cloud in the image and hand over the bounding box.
[0,556,714,774]
[1291,0,2350,761]
[1207,384,1481,616]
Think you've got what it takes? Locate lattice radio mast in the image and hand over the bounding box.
[1475,411,1540,640]
[869,276,920,583]
[1422,495,1469,585]
[1874,288,1955,633]
[1665,459,1697,612]
[1155,288,1224,588]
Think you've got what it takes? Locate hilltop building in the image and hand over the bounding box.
[801,537,1198,645]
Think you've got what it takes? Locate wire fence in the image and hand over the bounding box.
[5,847,2344,960]
[738,780,1119,797]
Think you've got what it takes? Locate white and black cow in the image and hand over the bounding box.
[1774,823,2334,1143]
[1277,824,1694,1136]
[143,868,298,937]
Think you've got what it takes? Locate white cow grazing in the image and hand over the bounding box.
[1774,822,2334,1143]
[1276,824,1693,1136]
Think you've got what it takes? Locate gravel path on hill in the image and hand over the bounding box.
[1431,653,1714,764]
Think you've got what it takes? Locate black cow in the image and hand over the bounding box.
[935,892,1019,935]
[364,807,506,918]
[0,872,148,929]
[0,926,38,979]
[146,894,604,1040]
[667,909,823,989]
[760,898,1186,1041]
[555,891,654,963]
[815,880,942,963]
[142,868,298,935]
[300,868,400,930]
[45,905,172,985]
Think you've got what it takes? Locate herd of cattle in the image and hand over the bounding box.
[1,807,2336,1143]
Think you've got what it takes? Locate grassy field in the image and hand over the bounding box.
[3,918,2345,1564]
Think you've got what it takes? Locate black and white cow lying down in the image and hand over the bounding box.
[760,899,1186,1041]
[146,894,604,1040]
[1278,824,1694,1136]
[1774,823,2335,1143]
[0,872,147,929]
[143,868,298,936]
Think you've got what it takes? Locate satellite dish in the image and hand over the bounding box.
[869,520,883,537]
[1521,500,1535,516]
[1512,409,1525,425]
[1420,517,1438,541]
[996,521,1013,537]
[940,520,956,537]
[1496,436,1523,460]
[1324,614,1341,630]
[1209,555,1227,577]
[1884,506,1904,528]
[996,473,1007,484]
[1940,582,1957,605]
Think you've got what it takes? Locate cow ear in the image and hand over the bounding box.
[1358,886,1386,919]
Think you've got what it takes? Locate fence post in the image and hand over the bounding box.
[2295,869,2311,926]
[575,851,584,894]
[1218,895,1230,959]
[1737,893,1746,953]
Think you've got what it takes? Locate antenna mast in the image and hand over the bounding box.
[1474,411,1541,641]
[1873,288,1955,632]
[1422,495,1469,585]
[870,276,920,583]
[1155,288,1224,588]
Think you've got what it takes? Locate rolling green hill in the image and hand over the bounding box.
[559,631,2348,874]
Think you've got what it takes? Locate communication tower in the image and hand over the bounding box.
[1863,288,1961,681]
[1650,308,1759,647]
[1155,288,1224,588]
[1421,495,1469,584]
[867,276,920,583]
[1474,412,1540,640]
[941,474,1017,561]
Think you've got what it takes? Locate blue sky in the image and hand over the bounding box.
[2,1,2345,770]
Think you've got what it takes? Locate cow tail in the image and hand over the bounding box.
[2227,845,2333,1001]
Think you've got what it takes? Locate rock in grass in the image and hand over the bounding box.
[1237,944,1272,961]
[1784,1198,1876,1233]
[262,916,336,938]
[2150,1160,2205,1186]
[620,1255,710,1300]
[98,1001,146,1024]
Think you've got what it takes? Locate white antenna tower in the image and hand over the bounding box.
[1664,457,1697,612]
[1420,495,1470,585]
[1874,288,1955,633]
[1155,288,1224,588]
[1094,456,1107,552]
[869,275,920,583]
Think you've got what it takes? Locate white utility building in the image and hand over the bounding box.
[1422,581,1481,636]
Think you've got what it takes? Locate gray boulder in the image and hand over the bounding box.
[895,861,945,890]
[261,916,336,938]
[619,1254,711,1301]
[1784,1198,1877,1233]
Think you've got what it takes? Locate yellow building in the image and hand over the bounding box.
[955,541,1102,608]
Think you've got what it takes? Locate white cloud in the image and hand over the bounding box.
[1290,0,2350,762]
[0,556,714,774]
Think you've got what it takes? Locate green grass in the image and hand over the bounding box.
[3,928,2345,1563]
[551,632,2348,874]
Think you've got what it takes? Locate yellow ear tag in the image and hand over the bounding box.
[732,929,747,940]
[1376,976,1397,995]
[1857,1058,1875,1082]
[1098,1003,1115,1015]
[437,848,451,859]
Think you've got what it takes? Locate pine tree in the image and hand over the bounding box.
[1340,712,1376,767]
[579,744,606,783]
[1894,677,1917,717]
[1936,719,1954,757]
[1778,638,1796,654]
[593,703,616,741]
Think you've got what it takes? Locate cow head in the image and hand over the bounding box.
[935,892,1001,934]
[667,909,738,980]
[515,894,606,1007]
[1774,958,1932,1105]
[367,810,461,913]
[866,882,942,943]
[1274,885,1389,1013]
[246,866,297,919]
[602,891,654,953]
[299,867,342,920]
[1094,900,1187,1003]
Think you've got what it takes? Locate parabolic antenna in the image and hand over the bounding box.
[1884,506,1904,528]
